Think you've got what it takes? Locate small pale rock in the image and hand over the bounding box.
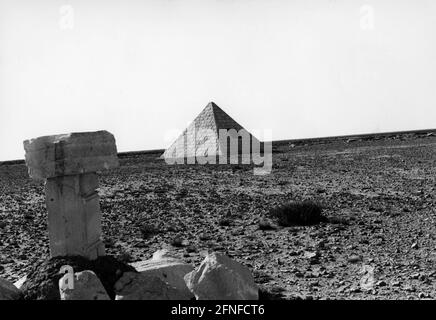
[391,280,401,287]
[14,275,27,290]
[184,252,258,300]
[376,280,387,287]
[152,249,175,260]
[348,255,362,263]
[359,265,375,291]
[0,278,21,300]
[130,252,194,299]
[410,273,420,279]
[303,251,318,259]
[114,272,188,300]
[418,292,429,299]
[59,270,110,300]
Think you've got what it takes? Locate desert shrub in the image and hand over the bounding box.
[218,217,232,227]
[269,201,326,226]
[116,249,133,263]
[138,222,159,239]
[171,235,185,247]
[258,285,286,300]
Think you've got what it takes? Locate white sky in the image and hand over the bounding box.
[1,0,435,160]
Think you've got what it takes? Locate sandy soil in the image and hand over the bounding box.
[1,132,435,299]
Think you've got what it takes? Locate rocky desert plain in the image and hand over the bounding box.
[0,129,435,300]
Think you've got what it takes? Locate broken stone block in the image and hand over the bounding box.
[59,270,110,300]
[23,130,119,181]
[130,250,194,299]
[0,278,21,300]
[184,252,259,300]
[23,130,119,260]
[114,272,189,300]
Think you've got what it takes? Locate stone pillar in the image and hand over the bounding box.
[23,131,119,260]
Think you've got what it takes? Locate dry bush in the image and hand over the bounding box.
[269,201,326,226]
[138,222,159,239]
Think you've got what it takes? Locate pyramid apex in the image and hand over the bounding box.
[206,101,222,113]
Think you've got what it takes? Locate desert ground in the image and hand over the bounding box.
[1,130,435,299]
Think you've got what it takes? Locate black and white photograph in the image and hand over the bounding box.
[0,0,435,310]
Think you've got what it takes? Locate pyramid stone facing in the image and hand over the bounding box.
[162,102,260,161]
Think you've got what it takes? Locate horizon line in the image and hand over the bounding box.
[1,127,435,164]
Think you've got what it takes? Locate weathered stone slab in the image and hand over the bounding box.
[0,278,21,300]
[59,270,110,300]
[184,253,259,300]
[130,250,194,299]
[23,130,119,180]
[45,173,105,259]
[114,272,189,300]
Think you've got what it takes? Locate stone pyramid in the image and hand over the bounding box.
[161,102,260,160]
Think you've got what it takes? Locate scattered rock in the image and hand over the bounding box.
[348,255,362,263]
[218,218,231,227]
[198,233,211,241]
[130,250,194,299]
[376,280,387,287]
[152,249,175,260]
[404,285,415,292]
[305,251,320,264]
[418,292,430,299]
[360,265,375,291]
[184,252,258,300]
[391,280,401,287]
[59,270,110,300]
[114,272,188,300]
[14,275,27,290]
[304,251,318,259]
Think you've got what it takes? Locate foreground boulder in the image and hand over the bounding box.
[0,278,21,300]
[184,253,258,300]
[114,272,189,300]
[59,270,110,300]
[130,249,194,299]
[21,255,135,300]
